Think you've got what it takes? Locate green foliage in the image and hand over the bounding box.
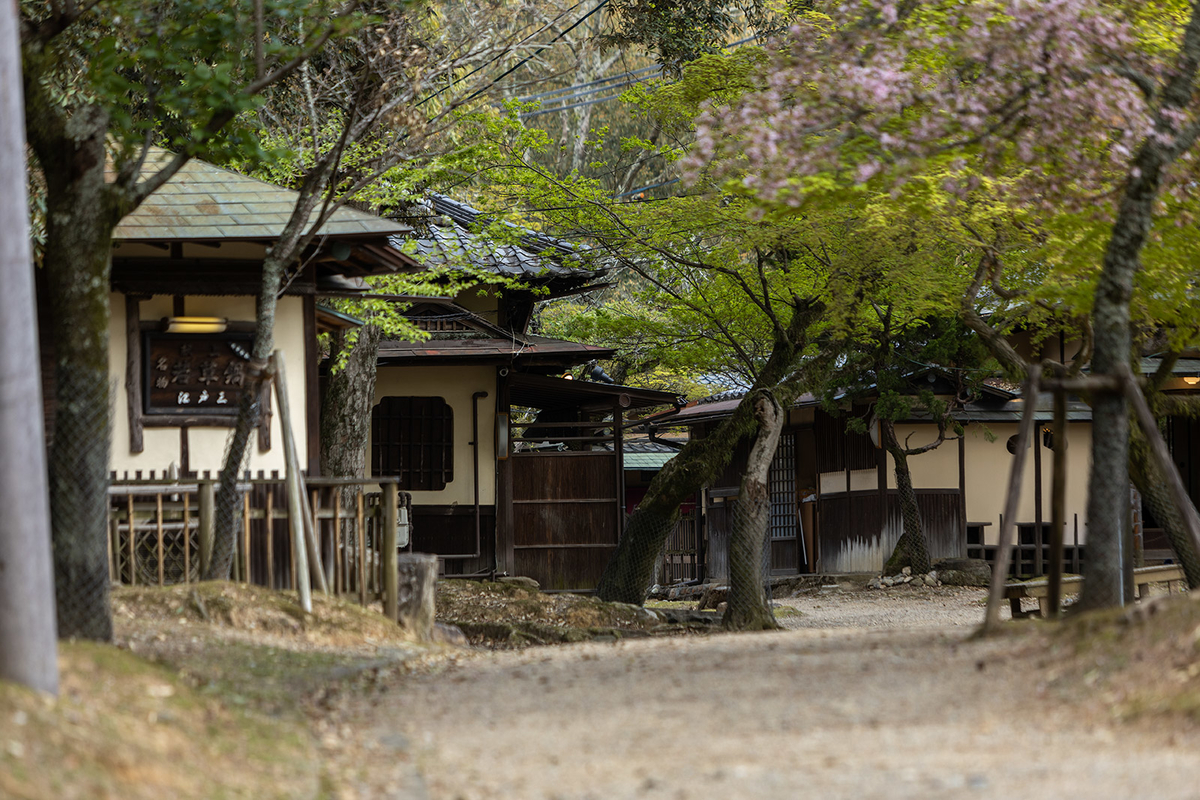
[23,0,369,171]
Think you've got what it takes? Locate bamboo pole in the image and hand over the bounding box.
[984,370,1041,633]
[269,352,313,613]
[156,494,165,587]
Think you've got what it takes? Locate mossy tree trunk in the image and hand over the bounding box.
[724,392,784,631]
[23,60,127,639]
[1129,393,1200,589]
[320,324,383,479]
[881,419,932,576]
[595,299,824,605]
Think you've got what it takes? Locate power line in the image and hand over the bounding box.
[513,30,763,118]
[519,64,663,102]
[414,0,591,108]
[461,0,613,106]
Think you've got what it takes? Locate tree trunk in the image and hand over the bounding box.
[595,301,823,605]
[881,420,932,575]
[595,400,758,603]
[25,95,119,640]
[1077,6,1200,609]
[0,0,59,691]
[207,163,331,580]
[1129,417,1200,589]
[723,392,784,631]
[206,261,283,579]
[320,324,382,564]
[320,324,382,479]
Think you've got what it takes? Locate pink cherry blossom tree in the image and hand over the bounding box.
[687,0,1200,610]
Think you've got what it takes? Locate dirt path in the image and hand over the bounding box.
[367,588,1200,800]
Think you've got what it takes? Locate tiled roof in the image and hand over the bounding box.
[399,194,605,281]
[112,149,410,241]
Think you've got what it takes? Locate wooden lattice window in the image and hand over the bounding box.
[371,396,454,490]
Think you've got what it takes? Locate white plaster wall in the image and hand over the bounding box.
[109,292,308,477]
[960,422,1091,546]
[886,423,959,490]
[371,365,498,506]
[818,469,879,494]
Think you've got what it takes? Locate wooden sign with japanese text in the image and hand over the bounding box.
[143,332,255,416]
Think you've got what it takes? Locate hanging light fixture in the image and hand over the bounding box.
[164,316,227,334]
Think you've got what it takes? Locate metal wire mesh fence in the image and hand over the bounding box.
[49,370,114,640]
[726,490,776,629]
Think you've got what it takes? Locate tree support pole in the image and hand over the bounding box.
[1122,366,1200,562]
[0,0,58,693]
[271,353,313,612]
[1048,382,1067,618]
[984,370,1040,633]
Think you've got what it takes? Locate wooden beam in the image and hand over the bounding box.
[125,295,144,453]
[302,295,321,476]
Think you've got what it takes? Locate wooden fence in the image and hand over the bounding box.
[107,475,409,606]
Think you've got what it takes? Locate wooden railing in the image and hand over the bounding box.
[107,475,410,607]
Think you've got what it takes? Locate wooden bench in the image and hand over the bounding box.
[1004,564,1187,618]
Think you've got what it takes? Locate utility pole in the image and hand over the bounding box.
[0,0,60,695]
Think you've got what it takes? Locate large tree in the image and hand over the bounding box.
[21,0,375,639]
[686,0,1200,610]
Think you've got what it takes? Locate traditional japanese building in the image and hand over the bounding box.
[38,151,412,480]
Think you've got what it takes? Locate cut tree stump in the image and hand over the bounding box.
[396,553,438,641]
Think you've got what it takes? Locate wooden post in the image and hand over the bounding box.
[270,351,313,613]
[1034,420,1044,577]
[333,491,342,595]
[155,493,165,587]
[198,480,215,578]
[242,490,252,584]
[383,483,399,621]
[1049,384,1067,618]
[984,370,1041,633]
[311,489,326,591]
[266,488,275,590]
[107,513,116,584]
[396,553,438,640]
[127,495,136,586]
[357,490,366,606]
[183,493,191,584]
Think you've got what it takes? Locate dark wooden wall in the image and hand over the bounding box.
[510,451,620,590]
[411,506,495,578]
[1169,415,1200,505]
[818,489,963,573]
[814,409,876,472]
[705,500,732,582]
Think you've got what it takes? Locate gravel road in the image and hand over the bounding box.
[368,586,1200,800]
